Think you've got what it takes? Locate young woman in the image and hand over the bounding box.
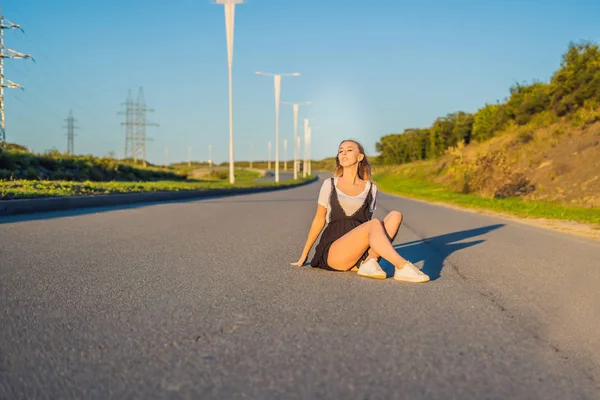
[291,139,430,283]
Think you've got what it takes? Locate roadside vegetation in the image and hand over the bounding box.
[371,40,600,225]
[0,144,314,200]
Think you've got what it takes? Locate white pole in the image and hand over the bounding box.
[284,139,287,171]
[268,141,271,171]
[219,1,244,184]
[208,144,212,168]
[256,72,300,182]
[296,136,300,176]
[281,101,310,180]
[188,146,192,167]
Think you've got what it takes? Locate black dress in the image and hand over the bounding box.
[311,178,374,272]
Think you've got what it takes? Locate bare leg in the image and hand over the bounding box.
[365,211,403,262]
[327,218,409,272]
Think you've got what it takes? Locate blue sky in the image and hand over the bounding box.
[2,0,599,164]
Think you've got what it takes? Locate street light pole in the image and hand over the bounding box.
[255,71,300,183]
[296,136,301,175]
[216,0,244,184]
[281,101,311,180]
[303,118,316,177]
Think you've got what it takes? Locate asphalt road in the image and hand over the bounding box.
[254,171,294,183]
[1,174,599,399]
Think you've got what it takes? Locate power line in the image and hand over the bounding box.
[0,4,32,144]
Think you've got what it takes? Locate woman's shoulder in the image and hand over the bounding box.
[369,180,378,192]
[319,177,333,191]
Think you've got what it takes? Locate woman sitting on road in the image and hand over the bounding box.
[291,139,430,283]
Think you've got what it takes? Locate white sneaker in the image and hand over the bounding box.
[394,262,430,283]
[357,258,387,280]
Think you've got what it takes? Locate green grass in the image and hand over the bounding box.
[0,171,315,200]
[0,147,188,182]
[373,171,600,225]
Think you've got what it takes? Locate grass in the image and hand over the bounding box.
[0,170,315,200]
[0,147,188,182]
[372,170,600,225]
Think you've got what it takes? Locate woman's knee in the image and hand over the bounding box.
[369,218,382,227]
[366,218,383,232]
[386,211,403,225]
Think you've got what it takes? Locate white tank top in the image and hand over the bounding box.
[317,177,378,223]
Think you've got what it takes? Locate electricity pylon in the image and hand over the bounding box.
[119,87,158,166]
[0,7,32,144]
[64,109,78,155]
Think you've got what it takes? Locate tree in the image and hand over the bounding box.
[551,41,600,115]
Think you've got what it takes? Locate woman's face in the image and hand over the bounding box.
[337,141,363,167]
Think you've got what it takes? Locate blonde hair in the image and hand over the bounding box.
[333,139,372,180]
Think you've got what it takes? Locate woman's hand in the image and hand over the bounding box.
[290,254,308,267]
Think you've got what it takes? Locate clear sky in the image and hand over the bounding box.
[2,0,599,164]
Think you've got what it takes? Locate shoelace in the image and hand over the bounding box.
[403,262,425,275]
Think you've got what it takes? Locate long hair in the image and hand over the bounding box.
[333,139,372,180]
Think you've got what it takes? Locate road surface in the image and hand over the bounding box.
[254,171,294,183]
[1,174,599,399]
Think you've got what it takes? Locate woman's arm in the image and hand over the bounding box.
[291,205,327,267]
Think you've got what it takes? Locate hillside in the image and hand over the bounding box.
[374,40,600,210]
[0,144,187,182]
[376,119,599,208]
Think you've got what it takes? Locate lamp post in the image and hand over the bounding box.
[296,136,301,174]
[281,101,311,180]
[216,0,244,184]
[302,118,316,177]
[255,71,300,183]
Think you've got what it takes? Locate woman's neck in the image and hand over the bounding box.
[341,166,361,185]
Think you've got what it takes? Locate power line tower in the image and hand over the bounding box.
[119,87,158,166]
[0,6,32,144]
[64,109,78,155]
[118,90,135,160]
[133,87,158,167]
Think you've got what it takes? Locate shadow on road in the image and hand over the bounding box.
[378,224,505,280]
